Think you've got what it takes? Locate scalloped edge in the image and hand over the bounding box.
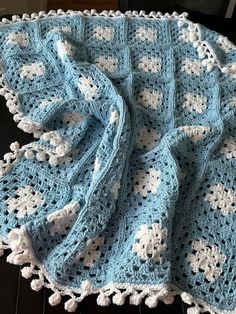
[0,226,234,314]
[0,9,188,25]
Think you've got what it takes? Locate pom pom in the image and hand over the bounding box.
[7,228,20,243]
[14,114,23,123]
[145,295,158,308]
[6,100,15,109]
[20,122,36,133]
[42,132,52,141]
[50,137,61,146]
[31,279,43,291]
[55,145,66,157]
[10,142,20,152]
[11,254,27,264]
[48,292,61,306]
[5,93,12,100]
[181,292,193,305]
[129,293,142,305]
[36,151,46,161]
[112,294,125,306]
[24,150,35,160]
[97,293,111,306]
[12,15,20,21]
[64,299,78,312]
[57,9,64,14]
[21,266,33,279]
[197,46,204,53]
[187,307,200,314]
[55,145,65,157]
[81,280,92,293]
[48,10,56,15]
[49,156,58,166]
[22,13,30,19]
[34,131,42,139]
[4,153,12,161]
[2,18,9,24]
[38,11,46,17]
[31,12,38,19]
[0,88,6,95]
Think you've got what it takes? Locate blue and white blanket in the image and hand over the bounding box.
[0,9,236,313]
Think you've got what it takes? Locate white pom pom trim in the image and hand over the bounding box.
[64,299,78,312]
[0,226,231,313]
[0,226,232,313]
[48,292,62,306]
[31,279,44,291]
[178,20,236,77]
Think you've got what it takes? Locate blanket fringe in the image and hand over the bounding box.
[0,226,230,313]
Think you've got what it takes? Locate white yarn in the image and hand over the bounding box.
[21,266,33,279]
[48,292,62,306]
[64,299,78,312]
[31,279,44,291]
[97,293,111,306]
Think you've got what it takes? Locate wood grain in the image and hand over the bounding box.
[0,250,20,314]
[16,273,45,314]
[47,0,118,11]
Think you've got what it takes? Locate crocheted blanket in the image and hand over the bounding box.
[0,9,236,313]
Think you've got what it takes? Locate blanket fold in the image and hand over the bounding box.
[0,9,236,314]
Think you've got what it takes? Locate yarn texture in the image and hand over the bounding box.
[0,9,236,313]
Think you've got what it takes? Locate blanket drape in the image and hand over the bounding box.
[0,9,236,313]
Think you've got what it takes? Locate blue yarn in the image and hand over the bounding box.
[0,10,236,312]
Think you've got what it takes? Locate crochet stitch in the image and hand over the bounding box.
[0,8,236,313]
